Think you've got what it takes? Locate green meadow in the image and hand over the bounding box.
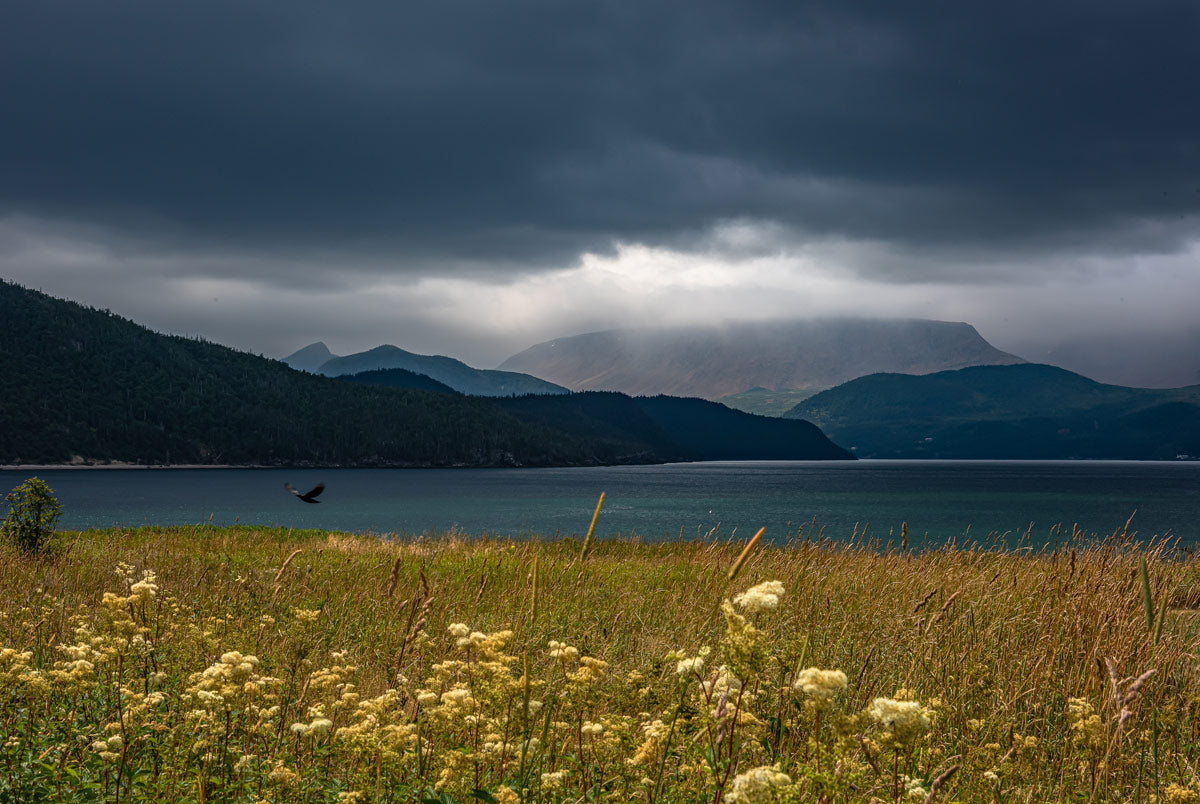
[1,522,1198,803]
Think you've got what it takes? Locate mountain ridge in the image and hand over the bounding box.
[498,318,1026,399]
[284,341,335,373]
[285,343,568,397]
[785,363,1200,459]
[0,279,850,466]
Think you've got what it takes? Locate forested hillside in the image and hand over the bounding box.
[495,393,853,462]
[637,396,850,460]
[287,343,568,396]
[0,281,588,466]
[787,364,1200,459]
[337,368,457,394]
[0,281,852,466]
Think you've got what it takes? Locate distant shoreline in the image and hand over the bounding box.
[0,463,247,471]
[2,457,1196,471]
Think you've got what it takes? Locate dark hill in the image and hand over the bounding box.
[0,281,590,467]
[289,343,568,397]
[635,396,852,461]
[786,363,1200,459]
[337,368,457,394]
[0,280,851,466]
[495,393,853,462]
[496,392,679,463]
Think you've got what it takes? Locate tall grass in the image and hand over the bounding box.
[0,523,1197,802]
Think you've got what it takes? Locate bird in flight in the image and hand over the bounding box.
[285,482,325,504]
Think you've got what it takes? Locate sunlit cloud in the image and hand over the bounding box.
[4,211,1200,384]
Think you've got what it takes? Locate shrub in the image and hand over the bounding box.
[2,477,62,553]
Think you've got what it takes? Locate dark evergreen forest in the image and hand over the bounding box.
[0,281,851,466]
[787,364,1200,459]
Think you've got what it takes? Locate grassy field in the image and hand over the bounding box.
[1,522,1198,803]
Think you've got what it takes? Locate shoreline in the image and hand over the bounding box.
[3,456,1196,472]
[0,463,247,471]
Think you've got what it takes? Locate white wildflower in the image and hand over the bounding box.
[869,697,931,746]
[904,775,928,799]
[725,764,792,803]
[541,770,567,790]
[732,580,785,614]
[548,640,578,662]
[793,667,848,708]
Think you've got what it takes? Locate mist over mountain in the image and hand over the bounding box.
[284,343,567,397]
[498,319,1025,400]
[1002,329,1200,389]
[2,279,849,466]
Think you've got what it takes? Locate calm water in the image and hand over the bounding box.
[6,460,1200,550]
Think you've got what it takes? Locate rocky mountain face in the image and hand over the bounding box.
[498,319,1026,399]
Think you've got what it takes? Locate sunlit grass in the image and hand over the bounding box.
[1,523,1197,802]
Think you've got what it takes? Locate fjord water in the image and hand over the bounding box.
[10,460,1200,550]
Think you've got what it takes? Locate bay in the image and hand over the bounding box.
[5,460,1200,550]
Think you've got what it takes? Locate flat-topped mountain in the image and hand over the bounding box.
[498,319,1025,400]
[786,363,1200,459]
[284,343,567,397]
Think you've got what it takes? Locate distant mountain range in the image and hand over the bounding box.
[498,319,1025,400]
[12,278,1192,463]
[0,280,850,466]
[786,363,1200,459]
[284,342,567,397]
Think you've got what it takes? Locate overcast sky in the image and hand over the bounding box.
[2,1,1199,383]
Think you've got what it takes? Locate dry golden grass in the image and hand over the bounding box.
[0,523,1197,802]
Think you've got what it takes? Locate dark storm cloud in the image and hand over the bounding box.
[2,0,1199,275]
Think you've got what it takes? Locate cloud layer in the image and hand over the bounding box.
[2,1,1198,381]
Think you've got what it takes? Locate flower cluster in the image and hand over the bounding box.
[793,667,848,710]
[13,550,1153,803]
[725,764,793,803]
[868,697,932,749]
[732,580,786,614]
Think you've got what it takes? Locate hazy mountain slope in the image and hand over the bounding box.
[716,388,820,417]
[498,319,1025,399]
[1005,328,1200,389]
[0,280,851,466]
[283,341,336,373]
[786,363,1200,459]
[303,344,568,396]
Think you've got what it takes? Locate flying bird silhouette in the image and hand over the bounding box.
[285,482,325,504]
